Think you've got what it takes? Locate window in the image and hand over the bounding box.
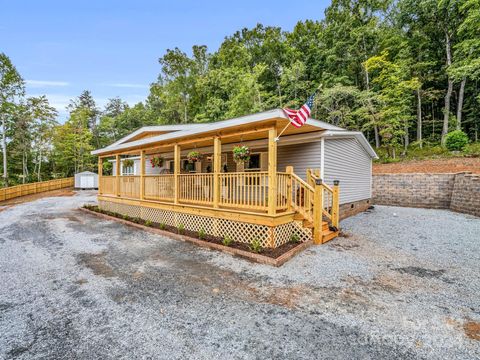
[122,164,134,175]
[245,153,261,170]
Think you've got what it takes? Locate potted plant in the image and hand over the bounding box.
[122,159,134,168]
[232,145,250,164]
[187,151,202,163]
[150,155,164,168]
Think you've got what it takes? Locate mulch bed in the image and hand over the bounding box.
[81,205,310,266]
[373,157,480,174]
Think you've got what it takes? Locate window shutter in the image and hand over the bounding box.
[195,161,202,173]
[260,152,268,171]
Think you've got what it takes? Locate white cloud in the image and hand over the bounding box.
[105,83,149,89]
[26,80,70,87]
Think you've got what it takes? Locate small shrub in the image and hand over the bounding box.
[290,233,300,243]
[222,235,233,246]
[464,142,480,156]
[177,223,185,234]
[122,214,130,221]
[144,220,152,227]
[445,130,469,151]
[133,217,142,224]
[198,228,206,240]
[159,222,166,230]
[249,238,262,253]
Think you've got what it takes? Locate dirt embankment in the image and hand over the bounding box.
[373,157,480,174]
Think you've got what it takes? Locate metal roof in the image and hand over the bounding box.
[92,109,376,158]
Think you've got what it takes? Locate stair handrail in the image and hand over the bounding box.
[307,169,340,229]
[290,172,315,222]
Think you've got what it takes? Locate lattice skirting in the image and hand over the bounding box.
[98,200,312,248]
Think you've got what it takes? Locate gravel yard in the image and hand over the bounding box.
[0,191,479,359]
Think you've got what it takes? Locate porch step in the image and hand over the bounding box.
[322,230,339,243]
[302,220,329,231]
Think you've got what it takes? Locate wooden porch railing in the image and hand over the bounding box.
[99,170,339,244]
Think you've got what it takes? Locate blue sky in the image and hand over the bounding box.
[1,0,329,120]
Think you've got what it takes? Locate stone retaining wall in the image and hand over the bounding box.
[373,172,480,217]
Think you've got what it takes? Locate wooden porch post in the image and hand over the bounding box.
[115,154,120,197]
[98,157,103,195]
[286,166,293,211]
[174,144,180,204]
[313,177,324,245]
[140,150,145,200]
[268,127,277,216]
[332,180,340,229]
[213,136,221,208]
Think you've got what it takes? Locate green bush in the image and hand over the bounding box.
[177,223,185,234]
[290,233,300,243]
[445,130,469,151]
[144,220,152,227]
[198,228,206,240]
[159,223,166,230]
[222,235,233,246]
[249,238,262,253]
[464,142,480,156]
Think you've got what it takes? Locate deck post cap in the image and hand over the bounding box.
[315,178,322,185]
[334,180,340,186]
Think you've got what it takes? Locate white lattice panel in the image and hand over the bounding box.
[98,200,310,248]
[273,221,312,247]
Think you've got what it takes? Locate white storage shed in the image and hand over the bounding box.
[75,171,98,190]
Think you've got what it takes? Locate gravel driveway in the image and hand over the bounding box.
[0,191,479,359]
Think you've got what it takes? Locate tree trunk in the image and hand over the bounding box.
[404,118,409,152]
[417,89,422,148]
[1,115,7,187]
[374,124,380,148]
[441,31,453,145]
[456,78,466,130]
[37,149,42,182]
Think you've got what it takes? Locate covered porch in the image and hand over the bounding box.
[95,116,340,248]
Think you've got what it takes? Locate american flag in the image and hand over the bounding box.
[283,93,316,128]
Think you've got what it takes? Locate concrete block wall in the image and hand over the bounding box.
[450,173,480,217]
[373,172,480,217]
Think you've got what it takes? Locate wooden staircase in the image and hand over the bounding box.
[289,167,340,244]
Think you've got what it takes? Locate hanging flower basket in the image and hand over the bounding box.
[232,145,251,164]
[150,155,164,168]
[122,159,134,168]
[187,151,203,163]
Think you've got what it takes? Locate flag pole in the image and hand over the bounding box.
[275,122,291,142]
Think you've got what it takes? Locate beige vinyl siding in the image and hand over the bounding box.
[277,142,322,181]
[323,138,372,204]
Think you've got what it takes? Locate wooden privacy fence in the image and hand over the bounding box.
[0,178,74,202]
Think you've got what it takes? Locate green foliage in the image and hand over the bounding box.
[290,234,300,243]
[3,0,480,183]
[187,151,202,163]
[249,238,262,253]
[122,159,134,168]
[222,235,233,246]
[144,220,152,227]
[159,222,166,230]
[232,145,250,163]
[177,223,185,234]
[198,228,206,240]
[445,130,469,151]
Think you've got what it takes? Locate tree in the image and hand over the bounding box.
[0,53,25,186]
[365,52,420,157]
[52,108,93,176]
[30,96,57,181]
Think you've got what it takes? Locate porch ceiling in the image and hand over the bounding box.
[95,116,324,157]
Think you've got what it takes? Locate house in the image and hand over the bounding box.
[92,109,377,248]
